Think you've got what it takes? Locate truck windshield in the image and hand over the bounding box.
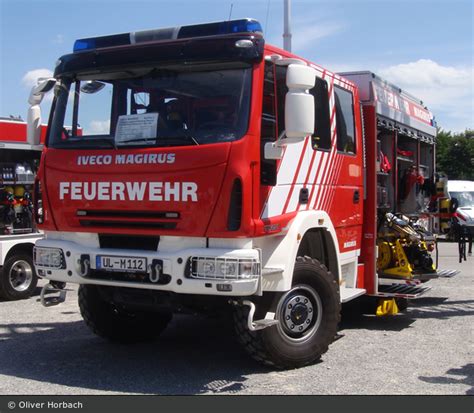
[48,67,252,148]
[449,191,474,208]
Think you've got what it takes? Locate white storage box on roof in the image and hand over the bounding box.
[339,71,436,141]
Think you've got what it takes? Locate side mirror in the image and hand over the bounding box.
[80,80,105,94]
[27,77,57,145]
[285,64,315,140]
[265,64,315,159]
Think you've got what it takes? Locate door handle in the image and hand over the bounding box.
[353,189,360,204]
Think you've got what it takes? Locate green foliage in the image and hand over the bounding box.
[436,129,474,180]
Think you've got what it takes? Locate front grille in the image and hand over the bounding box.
[77,209,179,230]
[77,210,180,219]
[99,234,160,251]
[79,220,177,230]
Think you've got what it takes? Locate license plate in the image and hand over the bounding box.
[96,255,147,273]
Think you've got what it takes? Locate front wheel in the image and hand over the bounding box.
[234,257,341,369]
[0,252,38,300]
[78,285,172,344]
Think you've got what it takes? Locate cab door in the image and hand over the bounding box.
[328,83,364,282]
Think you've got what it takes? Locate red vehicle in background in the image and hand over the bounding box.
[0,117,45,300]
[28,19,457,368]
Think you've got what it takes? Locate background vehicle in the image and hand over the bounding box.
[28,18,458,368]
[447,180,474,236]
[0,117,44,300]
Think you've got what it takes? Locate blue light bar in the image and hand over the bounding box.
[73,18,263,53]
[73,33,132,52]
[177,19,262,39]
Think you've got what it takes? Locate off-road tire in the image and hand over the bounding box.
[78,285,172,343]
[234,257,341,369]
[0,252,38,301]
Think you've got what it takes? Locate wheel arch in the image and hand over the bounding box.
[0,242,38,300]
[258,210,341,292]
[4,242,35,264]
[296,228,339,282]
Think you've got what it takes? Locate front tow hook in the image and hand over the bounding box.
[39,282,67,307]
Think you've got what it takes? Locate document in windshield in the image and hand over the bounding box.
[115,113,158,144]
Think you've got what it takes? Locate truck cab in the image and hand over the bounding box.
[29,18,450,369]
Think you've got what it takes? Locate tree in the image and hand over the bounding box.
[436,129,474,180]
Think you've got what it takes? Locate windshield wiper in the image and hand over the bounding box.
[117,137,157,145]
[91,137,117,149]
[116,134,200,147]
[156,134,200,146]
[52,137,117,149]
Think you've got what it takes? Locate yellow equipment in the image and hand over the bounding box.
[376,298,399,316]
[14,185,25,198]
[377,213,436,279]
[439,198,451,233]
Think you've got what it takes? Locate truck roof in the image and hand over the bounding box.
[339,71,436,139]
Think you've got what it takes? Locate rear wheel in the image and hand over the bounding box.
[0,252,38,300]
[234,257,340,369]
[78,285,172,343]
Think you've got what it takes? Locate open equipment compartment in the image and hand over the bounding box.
[0,117,46,300]
[0,119,43,235]
[340,71,436,218]
[340,71,439,296]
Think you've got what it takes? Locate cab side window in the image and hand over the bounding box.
[260,62,277,186]
[334,85,355,154]
[260,62,288,186]
[311,78,331,150]
[275,65,288,136]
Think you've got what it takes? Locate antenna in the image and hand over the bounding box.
[264,0,271,36]
[283,0,291,52]
[228,3,234,20]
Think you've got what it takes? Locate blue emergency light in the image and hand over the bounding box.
[73,18,263,53]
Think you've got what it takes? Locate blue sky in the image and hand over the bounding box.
[1,0,472,132]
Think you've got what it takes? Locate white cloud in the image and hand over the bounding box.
[264,14,344,52]
[21,68,54,89]
[378,59,473,131]
[53,34,64,44]
[378,59,471,104]
[292,22,343,52]
[86,120,110,135]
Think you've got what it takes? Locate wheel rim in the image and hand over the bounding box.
[276,285,323,343]
[8,260,33,292]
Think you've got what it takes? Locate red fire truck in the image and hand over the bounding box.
[0,117,45,300]
[29,19,457,368]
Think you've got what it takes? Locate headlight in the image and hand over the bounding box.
[191,257,259,280]
[219,261,237,276]
[34,247,65,269]
[239,261,259,278]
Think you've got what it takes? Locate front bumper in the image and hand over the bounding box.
[34,238,260,296]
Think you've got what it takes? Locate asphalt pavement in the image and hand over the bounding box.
[0,241,472,395]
